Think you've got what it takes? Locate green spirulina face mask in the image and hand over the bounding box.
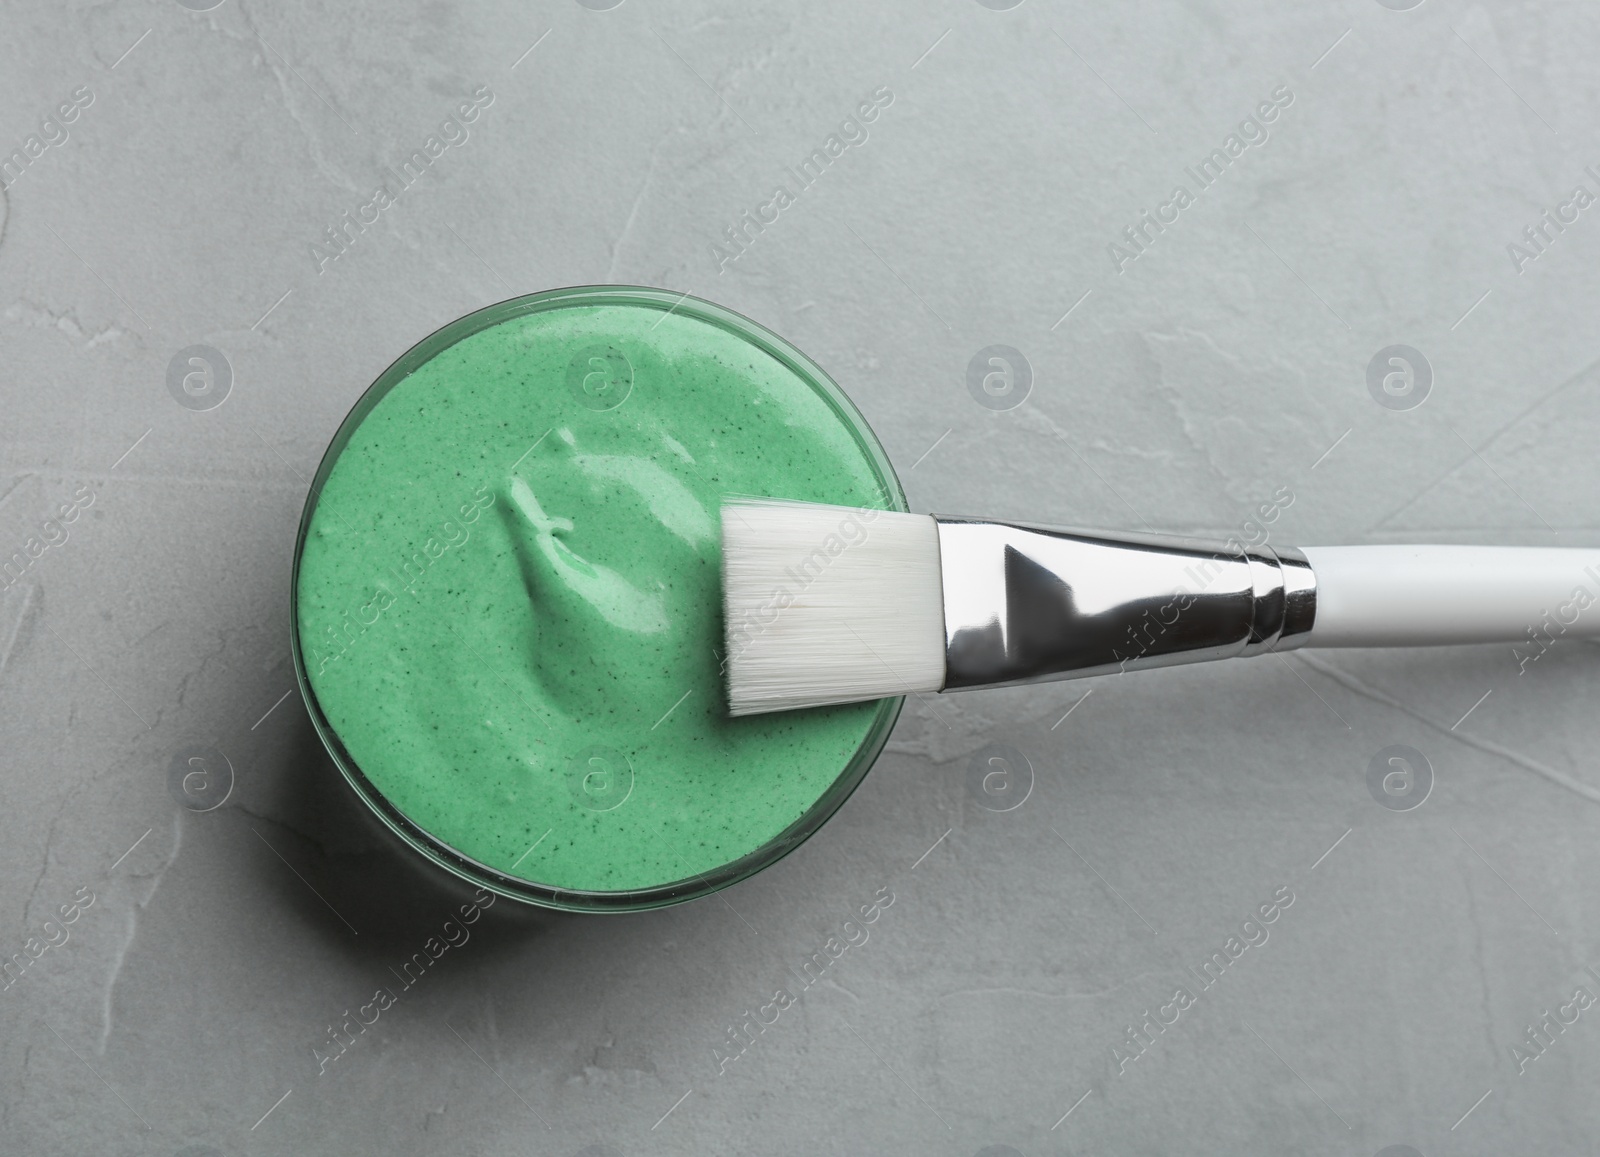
[292,287,904,911]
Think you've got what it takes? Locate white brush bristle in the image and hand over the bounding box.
[721,498,946,716]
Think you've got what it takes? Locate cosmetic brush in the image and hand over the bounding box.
[720,498,1600,716]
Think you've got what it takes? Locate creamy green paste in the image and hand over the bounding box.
[296,299,893,894]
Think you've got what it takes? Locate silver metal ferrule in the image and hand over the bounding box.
[934,518,1316,691]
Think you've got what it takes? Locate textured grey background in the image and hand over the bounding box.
[3,1,1600,1154]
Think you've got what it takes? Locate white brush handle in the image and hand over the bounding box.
[1301,545,1600,647]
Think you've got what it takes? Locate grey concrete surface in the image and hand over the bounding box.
[3,1,1600,1154]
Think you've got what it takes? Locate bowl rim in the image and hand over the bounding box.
[289,284,907,912]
